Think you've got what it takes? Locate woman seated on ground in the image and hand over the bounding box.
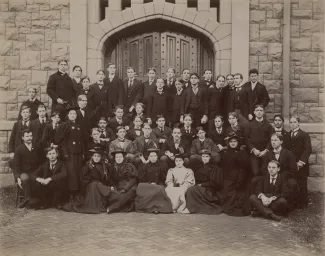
[165,154,195,213]
[220,133,250,216]
[186,149,223,215]
[106,150,138,214]
[61,148,112,213]
[135,148,173,214]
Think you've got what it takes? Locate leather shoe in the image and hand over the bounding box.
[18,199,29,208]
[268,213,282,222]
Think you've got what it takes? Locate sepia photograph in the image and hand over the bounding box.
[0,0,324,255]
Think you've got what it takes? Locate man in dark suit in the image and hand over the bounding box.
[180,68,191,89]
[76,94,94,134]
[164,67,176,95]
[273,114,290,149]
[71,65,83,103]
[250,160,289,221]
[121,67,143,118]
[199,69,215,88]
[104,63,124,116]
[42,111,60,148]
[13,129,40,208]
[147,79,170,124]
[152,115,172,148]
[88,70,109,119]
[142,67,157,105]
[180,114,197,145]
[47,60,76,116]
[181,73,208,127]
[30,147,67,209]
[243,69,270,121]
[245,105,274,176]
[18,88,43,120]
[9,105,32,158]
[226,73,250,125]
[161,126,190,167]
[288,116,312,208]
[107,105,131,133]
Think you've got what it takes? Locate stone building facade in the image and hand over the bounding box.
[0,0,324,190]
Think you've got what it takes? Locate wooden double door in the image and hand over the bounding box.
[106,31,214,81]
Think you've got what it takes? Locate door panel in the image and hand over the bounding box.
[105,31,214,81]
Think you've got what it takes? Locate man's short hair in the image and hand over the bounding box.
[156,115,165,121]
[182,68,190,74]
[20,129,32,137]
[268,160,280,168]
[249,69,259,76]
[226,74,234,79]
[234,73,243,79]
[28,87,37,93]
[271,133,283,141]
[58,60,68,65]
[204,69,212,73]
[214,115,224,122]
[167,67,175,73]
[96,69,105,75]
[72,65,82,72]
[114,105,124,112]
[254,104,264,110]
[37,104,46,110]
[77,94,87,101]
[290,116,300,123]
[148,67,156,73]
[196,126,205,134]
[20,105,31,113]
[45,146,59,155]
[107,63,115,68]
[127,67,135,72]
[273,114,284,122]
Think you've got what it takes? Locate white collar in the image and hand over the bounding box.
[50,160,57,166]
[29,98,36,102]
[274,127,282,131]
[292,127,299,133]
[74,77,81,82]
[199,138,205,142]
[109,74,115,78]
[24,143,32,150]
[270,174,278,181]
[251,81,257,85]
[273,146,282,153]
[256,117,263,122]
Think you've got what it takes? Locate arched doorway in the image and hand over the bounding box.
[104,20,215,81]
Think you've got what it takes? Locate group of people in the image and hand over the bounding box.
[9,60,312,222]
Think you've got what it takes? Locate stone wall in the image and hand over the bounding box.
[289,0,324,123]
[0,0,70,172]
[249,0,284,121]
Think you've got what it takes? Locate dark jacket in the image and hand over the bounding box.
[147,89,170,120]
[111,162,138,191]
[169,90,185,124]
[261,148,298,177]
[209,127,227,147]
[76,108,95,134]
[142,79,157,105]
[190,138,220,155]
[9,120,32,153]
[104,75,124,113]
[126,128,143,141]
[87,82,109,112]
[130,134,159,158]
[181,87,208,117]
[288,129,312,176]
[245,119,274,151]
[121,79,143,110]
[107,117,131,133]
[161,138,190,158]
[194,163,223,190]
[199,79,215,89]
[226,86,250,119]
[13,143,40,179]
[71,78,82,102]
[31,160,67,182]
[164,78,176,95]
[80,161,112,190]
[47,71,76,111]
[180,127,196,145]
[255,174,290,199]
[138,162,168,185]
[42,123,59,148]
[30,117,49,145]
[152,126,172,141]
[207,85,228,119]
[243,81,270,116]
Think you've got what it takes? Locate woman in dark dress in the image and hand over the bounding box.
[226,112,246,149]
[220,134,250,216]
[135,149,173,214]
[186,150,223,215]
[55,106,85,201]
[106,150,138,213]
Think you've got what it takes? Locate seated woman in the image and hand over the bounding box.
[106,150,138,213]
[186,150,223,215]
[135,148,173,214]
[165,154,195,213]
[220,133,250,216]
[61,148,112,214]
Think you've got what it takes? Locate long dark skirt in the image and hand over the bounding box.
[221,180,250,216]
[135,183,173,213]
[186,186,222,215]
[107,189,136,213]
[66,153,83,192]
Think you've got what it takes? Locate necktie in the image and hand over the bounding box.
[291,131,296,138]
[200,140,204,149]
[128,80,132,88]
[274,152,279,160]
[271,178,276,186]
[186,129,190,134]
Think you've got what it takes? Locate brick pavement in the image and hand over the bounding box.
[0,210,320,256]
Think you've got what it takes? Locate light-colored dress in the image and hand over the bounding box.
[165,167,195,213]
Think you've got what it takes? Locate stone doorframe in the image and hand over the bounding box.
[70,0,250,82]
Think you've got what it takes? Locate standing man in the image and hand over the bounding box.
[199,69,215,88]
[181,68,191,90]
[243,69,270,121]
[47,60,76,116]
[164,67,176,95]
[18,88,43,121]
[181,73,208,127]
[121,67,143,118]
[104,63,124,116]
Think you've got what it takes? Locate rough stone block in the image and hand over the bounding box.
[0,91,17,104]
[51,43,69,61]
[0,76,9,90]
[272,4,283,18]
[10,80,26,91]
[249,42,268,55]
[50,0,69,10]
[259,62,273,74]
[272,62,283,79]
[20,51,41,70]
[0,104,6,120]
[298,0,312,9]
[5,56,19,71]
[290,25,300,38]
[27,0,50,4]
[26,34,44,51]
[309,154,317,165]
[0,57,5,76]
[32,70,48,85]
[32,19,52,29]
[249,56,258,69]
[15,12,31,27]
[41,61,58,70]
[250,10,266,23]
[260,29,281,42]
[0,40,12,56]
[301,52,319,67]
[45,29,55,41]
[0,12,15,25]
[291,52,301,61]
[264,80,282,93]
[312,33,324,51]
[291,88,318,103]
[313,0,324,14]
[9,0,26,11]
[317,154,325,165]
[39,10,60,20]
[250,24,259,41]
[266,19,281,28]
[11,70,31,80]
[5,27,19,40]
[60,8,70,29]
[291,38,312,51]
[309,107,324,122]
[292,10,312,18]
[300,74,323,88]
[268,43,282,60]
[55,29,69,43]
[295,67,320,74]
[26,4,40,12]
[310,165,324,177]
[259,4,273,11]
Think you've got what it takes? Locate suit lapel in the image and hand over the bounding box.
[278,149,284,164]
